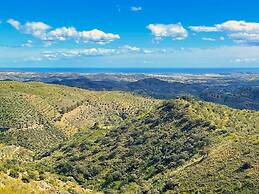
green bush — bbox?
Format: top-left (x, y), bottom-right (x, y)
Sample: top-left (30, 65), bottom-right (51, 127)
top-left (9, 169), bottom-right (19, 178)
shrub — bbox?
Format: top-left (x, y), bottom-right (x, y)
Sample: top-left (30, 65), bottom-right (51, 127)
top-left (21, 175), bottom-right (30, 183)
top-left (9, 169), bottom-right (19, 178)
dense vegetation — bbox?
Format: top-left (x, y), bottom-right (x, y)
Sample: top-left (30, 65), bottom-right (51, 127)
top-left (0, 81), bottom-right (156, 151)
top-left (0, 81), bottom-right (258, 193)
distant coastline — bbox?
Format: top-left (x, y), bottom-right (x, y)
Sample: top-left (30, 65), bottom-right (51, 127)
top-left (0, 67), bottom-right (258, 74)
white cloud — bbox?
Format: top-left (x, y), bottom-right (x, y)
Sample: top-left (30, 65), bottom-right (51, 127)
top-left (228, 32), bottom-right (259, 45)
top-left (38, 48), bottom-right (118, 61)
top-left (7, 19), bottom-right (21, 30)
top-left (7, 19), bottom-right (51, 40)
top-left (7, 19), bottom-right (120, 45)
top-left (78, 29), bottom-right (120, 44)
top-left (131, 6), bottom-right (142, 12)
top-left (21, 40), bottom-right (33, 47)
top-left (189, 26), bottom-right (219, 32)
top-left (190, 20), bottom-right (259, 45)
top-left (121, 45), bottom-right (154, 54)
top-left (46, 27), bottom-right (120, 44)
top-left (47, 27), bottom-right (78, 41)
top-left (147, 23), bottom-right (188, 41)
top-left (49, 49), bottom-right (109, 58)
top-left (23, 22), bottom-right (51, 40)
top-left (80, 48), bottom-right (117, 56)
top-left (122, 45), bottom-right (141, 52)
top-left (201, 37), bottom-right (216, 41)
top-left (189, 20), bottom-right (259, 33)
top-left (34, 46), bottom-right (158, 61)
top-left (233, 57), bottom-right (257, 63)
top-left (216, 20), bottom-right (259, 32)
top-left (2, 45), bottom-right (259, 67)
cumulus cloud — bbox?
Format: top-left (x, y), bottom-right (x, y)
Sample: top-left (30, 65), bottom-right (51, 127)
top-left (216, 20), bottom-right (259, 32)
top-left (7, 19), bottom-right (51, 40)
top-left (190, 20), bottom-right (259, 45)
top-left (47, 27), bottom-right (78, 41)
top-left (131, 6), bottom-right (142, 12)
top-left (7, 19), bottom-right (21, 29)
top-left (147, 23), bottom-right (188, 41)
top-left (46, 27), bottom-right (120, 44)
top-left (78, 29), bottom-right (120, 44)
top-left (7, 19), bottom-right (120, 45)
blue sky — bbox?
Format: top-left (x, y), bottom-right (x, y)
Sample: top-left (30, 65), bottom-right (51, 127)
top-left (1, 0), bottom-right (259, 68)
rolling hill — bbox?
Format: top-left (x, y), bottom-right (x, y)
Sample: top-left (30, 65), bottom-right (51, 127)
top-left (0, 81), bottom-right (258, 193)
top-left (0, 81), bottom-right (157, 151)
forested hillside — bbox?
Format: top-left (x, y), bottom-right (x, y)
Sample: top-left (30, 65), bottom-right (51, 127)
top-left (0, 81), bottom-right (156, 151)
top-left (0, 81), bottom-right (258, 193)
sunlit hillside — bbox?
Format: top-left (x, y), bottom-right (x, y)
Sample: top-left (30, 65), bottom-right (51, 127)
top-left (0, 81), bottom-right (258, 193)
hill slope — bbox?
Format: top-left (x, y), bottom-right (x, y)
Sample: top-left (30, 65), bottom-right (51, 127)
top-left (40, 99), bottom-right (259, 193)
top-left (0, 81), bottom-right (157, 151)
top-left (0, 81), bottom-right (258, 193)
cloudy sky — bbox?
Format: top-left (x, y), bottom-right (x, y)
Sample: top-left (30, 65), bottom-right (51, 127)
top-left (0, 0), bottom-right (259, 68)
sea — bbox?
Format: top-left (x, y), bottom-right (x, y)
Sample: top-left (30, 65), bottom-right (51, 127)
top-left (0, 67), bottom-right (258, 74)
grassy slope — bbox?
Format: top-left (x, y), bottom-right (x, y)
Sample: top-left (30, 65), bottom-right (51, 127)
top-left (0, 90), bottom-right (66, 151)
top-left (0, 81), bottom-right (158, 193)
top-left (0, 172), bottom-right (97, 194)
top-left (0, 143), bottom-right (98, 194)
top-left (0, 81), bottom-right (258, 193)
top-left (149, 100), bottom-right (259, 193)
top-left (0, 81), bottom-right (157, 151)
top-left (41, 99), bottom-right (259, 193)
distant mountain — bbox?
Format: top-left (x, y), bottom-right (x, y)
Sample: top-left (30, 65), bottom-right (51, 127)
top-left (0, 81), bottom-right (258, 193)
top-left (51, 76), bottom-right (127, 91)
top-left (1, 72), bottom-right (258, 110)
top-left (48, 77), bottom-right (259, 110)
top-left (126, 78), bottom-right (198, 98)
top-left (128, 77), bottom-right (171, 87)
